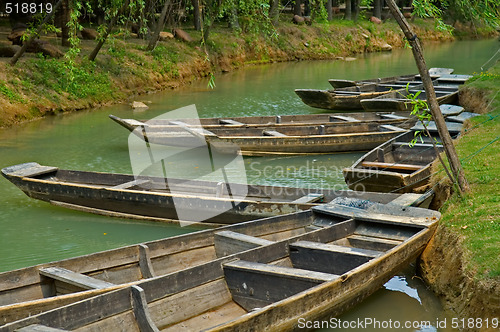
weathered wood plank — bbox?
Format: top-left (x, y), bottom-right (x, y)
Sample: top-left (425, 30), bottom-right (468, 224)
top-left (138, 244), bottom-right (155, 279)
top-left (219, 119), bottom-right (244, 126)
top-left (39, 267), bottom-right (115, 290)
top-left (214, 231), bottom-right (274, 257)
top-left (130, 286), bottom-right (159, 332)
top-left (223, 260), bottom-right (337, 311)
top-left (347, 235), bottom-right (401, 251)
top-left (160, 301), bottom-right (245, 332)
top-left (289, 241), bottom-right (382, 275)
top-left (361, 161), bottom-right (422, 171)
top-left (16, 324), bottom-right (68, 332)
top-left (111, 179), bottom-right (150, 190)
top-left (262, 130), bottom-right (287, 137)
top-left (290, 193), bottom-right (324, 204)
top-left (330, 115), bottom-right (361, 122)
top-left (152, 279), bottom-right (234, 330)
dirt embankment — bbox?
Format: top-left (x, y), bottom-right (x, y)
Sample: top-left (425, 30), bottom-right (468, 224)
top-left (419, 86), bottom-right (500, 329)
top-left (0, 18), bottom-right (464, 128)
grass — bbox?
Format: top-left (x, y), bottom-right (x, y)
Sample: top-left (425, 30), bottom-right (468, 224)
top-left (434, 64), bottom-right (500, 279)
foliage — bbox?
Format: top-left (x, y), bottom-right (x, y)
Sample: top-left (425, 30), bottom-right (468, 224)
top-left (412, 0), bottom-right (453, 33)
top-left (0, 82), bottom-right (24, 103)
top-left (24, 57), bottom-right (113, 99)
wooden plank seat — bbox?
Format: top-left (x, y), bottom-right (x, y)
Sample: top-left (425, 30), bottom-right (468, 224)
top-left (13, 166), bottom-right (59, 178)
top-left (379, 124), bottom-right (404, 132)
top-left (111, 179), bottom-right (150, 190)
top-left (223, 260), bottom-right (337, 311)
top-left (39, 267), bottom-right (116, 290)
top-left (263, 130), bottom-right (287, 137)
top-left (16, 324), bottom-right (68, 332)
top-left (392, 142), bottom-right (435, 148)
top-left (378, 114), bottom-right (408, 120)
top-left (214, 231), bottom-right (274, 257)
top-left (219, 119), bottom-right (245, 126)
top-left (346, 235), bottom-right (401, 251)
top-left (361, 161), bottom-right (423, 172)
top-left (291, 193), bottom-right (325, 204)
top-left (329, 115), bottom-right (361, 122)
top-left (289, 241), bottom-right (383, 275)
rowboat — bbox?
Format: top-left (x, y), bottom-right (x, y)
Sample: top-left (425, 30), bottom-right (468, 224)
top-left (360, 76), bottom-right (471, 112)
top-left (294, 82), bottom-right (422, 110)
top-left (1, 162), bottom-right (423, 226)
top-left (113, 119), bottom-right (408, 156)
top-left (0, 200), bottom-right (440, 331)
top-left (328, 68), bottom-right (454, 88)
top-left (343, 131), bottom-right (444, 193)
top-left (0, 195), bottom-right (420, 325)
top-left (109, 111), bottom-right (417, 130)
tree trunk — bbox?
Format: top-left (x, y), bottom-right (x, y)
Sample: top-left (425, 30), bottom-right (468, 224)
top-left (374, 0), bottom-right (382, 19)
top-left (10, 0), bottom-right (63, 66)
top-left (146, 0), bottom-right (171, 51)
top-left (228, 7), bottom-right (240, 29)
top-left (294, 0), bottom-right (302, 16)
top-left (61, 0), bottom-right (71, 46)
top-left (192, 0), bottom-right (202, 30)
top-left (385, 0), bottom-right (469, 193)
top-left (353, 0), bottom-right (362, 21)
top-left (345, 0), bottom-right (352, 20)
top-left (89, 0), bottom-right (130, 61)
top-left (304, 0), bottom-right (311, 17)
top-left (327, 0), bottom-right (333, 20)
top-left (269, 0), bottom-right (280, 25)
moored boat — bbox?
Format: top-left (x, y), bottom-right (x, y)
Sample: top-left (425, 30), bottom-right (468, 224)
top-left (1, 162), bottom-right (421, 226)
top-left (109, 111), bottom-right (416, 130)
top-left (294, 82), bottom-right (420, 110)
top-left (115, 120), bottom-right (408, 156)
top-left (328, 68), bottom-right (454, 88)
top-left (360, 76), bottom-right (471, 112)
top-left (0, 200), bottom-right (440, 331)
top-left (343, 131), bottom-right (444, 193)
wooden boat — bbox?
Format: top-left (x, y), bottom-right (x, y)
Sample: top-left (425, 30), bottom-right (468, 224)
top-left (115, 119), bottom-right (408, 156)
top-left (1, 162), bottom-right (421, 226)
top-left (294, 82), bottom-right (422, 110)
top-left (0, 200), bottom-right (440, 331)
top-left (360, 77), bottom-right (471, 112)
top-left (109, 111), bottom-right (417, 130)
top-left (0, 195), bottom-right (421, 325)
top-left (343, 131), bottom-right (444, 193)
top-left (328, 67), bottom-right (454, 88)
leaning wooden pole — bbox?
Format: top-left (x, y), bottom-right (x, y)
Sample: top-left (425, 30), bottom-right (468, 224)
top-left (385, 0), bottom-right (469, 193)
top-left (9, 0), bottom-right (63, 66)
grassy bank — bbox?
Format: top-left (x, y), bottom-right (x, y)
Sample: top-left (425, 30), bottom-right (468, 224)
top-left (420, 64), bottom-right (500, 321)
top-left (0, 16), bottom-right (479, 128)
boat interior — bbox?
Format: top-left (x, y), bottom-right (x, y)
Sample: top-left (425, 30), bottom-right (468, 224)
top-left (2, 205), bottom-right (428, 332)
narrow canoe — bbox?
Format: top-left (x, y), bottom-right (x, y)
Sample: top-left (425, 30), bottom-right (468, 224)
top-left (343, 131), bottom-right (444, 193)
top-left (0, 200), bottom-right (440, 332)
top-left (2, 162), bottom-right (420, 225)
top-left (109, 111), bottom-right (416, 130)
top-left (360, 77), bottom-right (471, 112)
top-left (294, 82), bottom-right (422, 110)
top-left (328, 68), bottom-right (454, 88)
top-left (116, 121), bottom-right (408, 156)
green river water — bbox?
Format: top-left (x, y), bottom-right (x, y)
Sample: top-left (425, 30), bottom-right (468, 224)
top-left (0, 38), bottom-right (498, 330)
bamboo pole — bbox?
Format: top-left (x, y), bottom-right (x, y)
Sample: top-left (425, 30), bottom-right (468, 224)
top-left (385, 0), bottom-right (469, 193)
